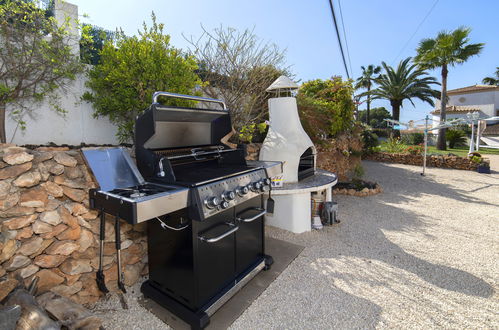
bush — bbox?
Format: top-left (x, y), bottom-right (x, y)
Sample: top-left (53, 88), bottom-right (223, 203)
top-left (83, 13), bottom-right (202, 143)
top-left (298, 77), bottom-right (356, 140)
top-left (401, 132), bottom-right (424, 145)
top-left (380, 137), bottom-right (405, 153)
top-left (405, 145), bottom-right (423, 155)
top-left (361, 127), bottom-right (379, 153)
top-left (446, 129), bottom-right (467, 148)
top-left (352, 163), bottom-right (365, 179)
top-left (372, 128), bottom-right (392, 138)
top-left (238, 122), bottom-right (268, 143)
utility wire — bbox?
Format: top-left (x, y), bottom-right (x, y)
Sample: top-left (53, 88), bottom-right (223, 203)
top-left (328, 0), bottom-right (350, 79)
top-left (337, 0), bottom-right (353, 78)
top-left (391, 0), bottom-right (439, 65)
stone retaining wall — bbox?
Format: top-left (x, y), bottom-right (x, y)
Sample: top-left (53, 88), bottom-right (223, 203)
top-left (244, 143), bottom-right (362, 181)
top-left (0, 145), bottom-right (147, 305)
top-left (364, 152), bottom-right (479, 171)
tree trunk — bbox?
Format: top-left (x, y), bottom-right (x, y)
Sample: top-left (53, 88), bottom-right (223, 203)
top-left (366, 82), bottom-right (371, 124)
top-left (391, 100), bottom-right (401, 138)
top-left (437, 64), bottom-right (448, 150)
top-left (0, 103), bottom-right (6, 144)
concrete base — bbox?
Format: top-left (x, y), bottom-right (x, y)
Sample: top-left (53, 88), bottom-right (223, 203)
top-left (265, 192), bottom-right (311, 233)
top-left (264, 170), bottom-right (338, 234)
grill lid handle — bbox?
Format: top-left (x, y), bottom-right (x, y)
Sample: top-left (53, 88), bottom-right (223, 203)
top-left (152, 91), bottom-right (227, 110)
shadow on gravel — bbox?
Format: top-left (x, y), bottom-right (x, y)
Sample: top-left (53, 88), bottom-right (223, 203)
top-left (361, 162), bottom-right (494, 298)
top-left (314, 162), bottom-right (495, 305)
top-left (362, 161), bottom-right (496, 207)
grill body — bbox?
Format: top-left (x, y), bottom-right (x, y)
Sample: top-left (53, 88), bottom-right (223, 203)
top-left (133, 93), bottom-right (280, 329)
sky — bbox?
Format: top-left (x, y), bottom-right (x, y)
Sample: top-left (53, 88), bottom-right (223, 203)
top-left (70, 0), bottom-right (499, 123)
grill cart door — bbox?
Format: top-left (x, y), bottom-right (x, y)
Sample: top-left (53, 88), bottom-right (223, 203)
top-left (194, 208), bottom-right (237, 308)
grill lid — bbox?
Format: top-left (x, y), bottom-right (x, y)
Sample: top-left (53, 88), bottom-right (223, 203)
top-left (82, 148), bottom-right (145, 191)
top-left (135, 92), bottom-right (232, 150)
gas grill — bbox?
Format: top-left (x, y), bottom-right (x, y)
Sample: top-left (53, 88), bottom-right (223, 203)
top-left (84, 92), bottom-right (282, 329)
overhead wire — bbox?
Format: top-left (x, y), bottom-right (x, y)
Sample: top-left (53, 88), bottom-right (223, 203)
top-left (327, 0), bottom-right (350, 79)
top-left (391, 0), bottom-right (439, 65)
top-left (337, 0), bottom-right (353, 78)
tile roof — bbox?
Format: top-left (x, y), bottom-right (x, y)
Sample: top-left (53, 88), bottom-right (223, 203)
top-left (447, 84), bottom-right (499, 95)
top-left (431, 105), bottom-right (480, 115)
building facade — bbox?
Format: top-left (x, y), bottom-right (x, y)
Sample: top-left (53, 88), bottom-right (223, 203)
top-left (431, 85), bottom-right (499, 128)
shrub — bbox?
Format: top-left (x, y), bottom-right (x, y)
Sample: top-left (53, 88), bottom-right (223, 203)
top-left (405, 145), bottom-right (423, 155)
top-left (83, 13), bottom-right (202, 143)
top-left (361, 127), bottom-right (379, 153)
top-left (470, 155), bottom-right (482, 164)
top-left (298, 77), bottom-right (356, 139)
top-left (446, 129), bottom-right (467, 148)
top-left (238, 122), bottom-right (268, 143)
top-left (401, 132), bottom-right (424, 145)
top-left (372, 128), bottom-right (392, 138)
top-left (380, 137), bottom-right (405, 153)
top-left (352, 164), bottom-right (365, 179)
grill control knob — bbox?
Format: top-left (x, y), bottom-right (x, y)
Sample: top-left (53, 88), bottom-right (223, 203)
top-left (204, 197), bottom-right (220, 209)
top-left (251, 182), bottom-right (262, 191)
top-left (236, 186), bottom-right (249, 196)
top-left (221, 191), bottom-right (236, 201)
top-left (220, 201), bottom-right (230, 209)
top-left (260, 181), bottom-right (270, 192)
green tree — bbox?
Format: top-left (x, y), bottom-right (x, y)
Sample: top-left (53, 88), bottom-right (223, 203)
top-left (83, 13), bottom-right (202, 143)
top-left (414, 27), bottom-right (484, 150)
top-left (482, 67), bottom-right (499, 86)
top-left (355, 64), bottom-right (381, 124)
top-left (80, 24), bottom-right (115, 65)
top-left (298, 77), bottom-right (356, 141)
top-left (368, 58), bottom-right (440, 137)
top-left (0, 0), bottom-right (86, 143)
top-left (358, 107), bottom-right (392, 128)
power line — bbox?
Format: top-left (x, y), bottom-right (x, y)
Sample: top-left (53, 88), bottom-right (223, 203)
top-left (337, 0), bottom-right (353, 78)
top-left (391, 0), bottom-right (439, 65)
top-left (327, 0), bottom-right (350, 79)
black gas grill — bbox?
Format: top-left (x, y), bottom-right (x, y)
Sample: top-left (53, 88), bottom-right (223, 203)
top-left (85, 92), bottom-right (282, 329)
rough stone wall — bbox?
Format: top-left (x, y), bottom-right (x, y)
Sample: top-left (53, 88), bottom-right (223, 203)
top-left (244, 141), bottom-right (362, 181)
top-left (364, 152), bottom-right (480, 171)
top-left (0, 145), bottom-right (147, 305)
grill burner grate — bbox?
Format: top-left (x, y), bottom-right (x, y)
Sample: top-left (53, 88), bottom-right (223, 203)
top-left (108, 184), bottom-right (170, 198)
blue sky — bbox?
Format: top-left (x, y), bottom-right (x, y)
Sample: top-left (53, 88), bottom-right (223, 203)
top-left (71, 0), bottom-right (498, 123)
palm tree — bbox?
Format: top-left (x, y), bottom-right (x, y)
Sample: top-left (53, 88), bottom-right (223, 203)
top-left (482, 67), bottom-right (499, 85)
top-left (414, 27), bottom-right (484, 150)
top-left (355, 64), bottom-right (381, 124)
top-left (368, 58), bottom-right (440, 136)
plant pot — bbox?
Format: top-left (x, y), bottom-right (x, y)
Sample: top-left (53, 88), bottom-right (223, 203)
top-left (477, 165), bottom-right (491, 174)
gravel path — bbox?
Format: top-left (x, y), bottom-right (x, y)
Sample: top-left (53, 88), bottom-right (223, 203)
top-left (231, 160), bottom-right (498, 329)
top-left (93, 160), bottom-right (499, 329)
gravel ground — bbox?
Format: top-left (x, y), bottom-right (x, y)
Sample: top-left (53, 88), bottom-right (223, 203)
top-left (93, 159), bottom-right (499, 329)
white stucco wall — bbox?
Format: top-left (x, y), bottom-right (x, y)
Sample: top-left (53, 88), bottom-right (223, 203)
top-left (432, 90), bottom-right (499, 129)
top-left (4, 1), bottom-right (120, 146)
top-left (5, 73), bottom-right (120, 145)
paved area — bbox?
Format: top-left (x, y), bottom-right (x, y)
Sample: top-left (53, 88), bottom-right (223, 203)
top-left (231, 160), bottom-right (498, 329)
top-left (94, 159), bottom-right (498, 329)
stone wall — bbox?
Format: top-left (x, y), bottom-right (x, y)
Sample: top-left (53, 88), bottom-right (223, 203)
top-left (244, 141), bottom-right (362, 181)
top-left (0, 145), bottom-right (147, 305)
top-left (364, 152), bottom-right (479, 171)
